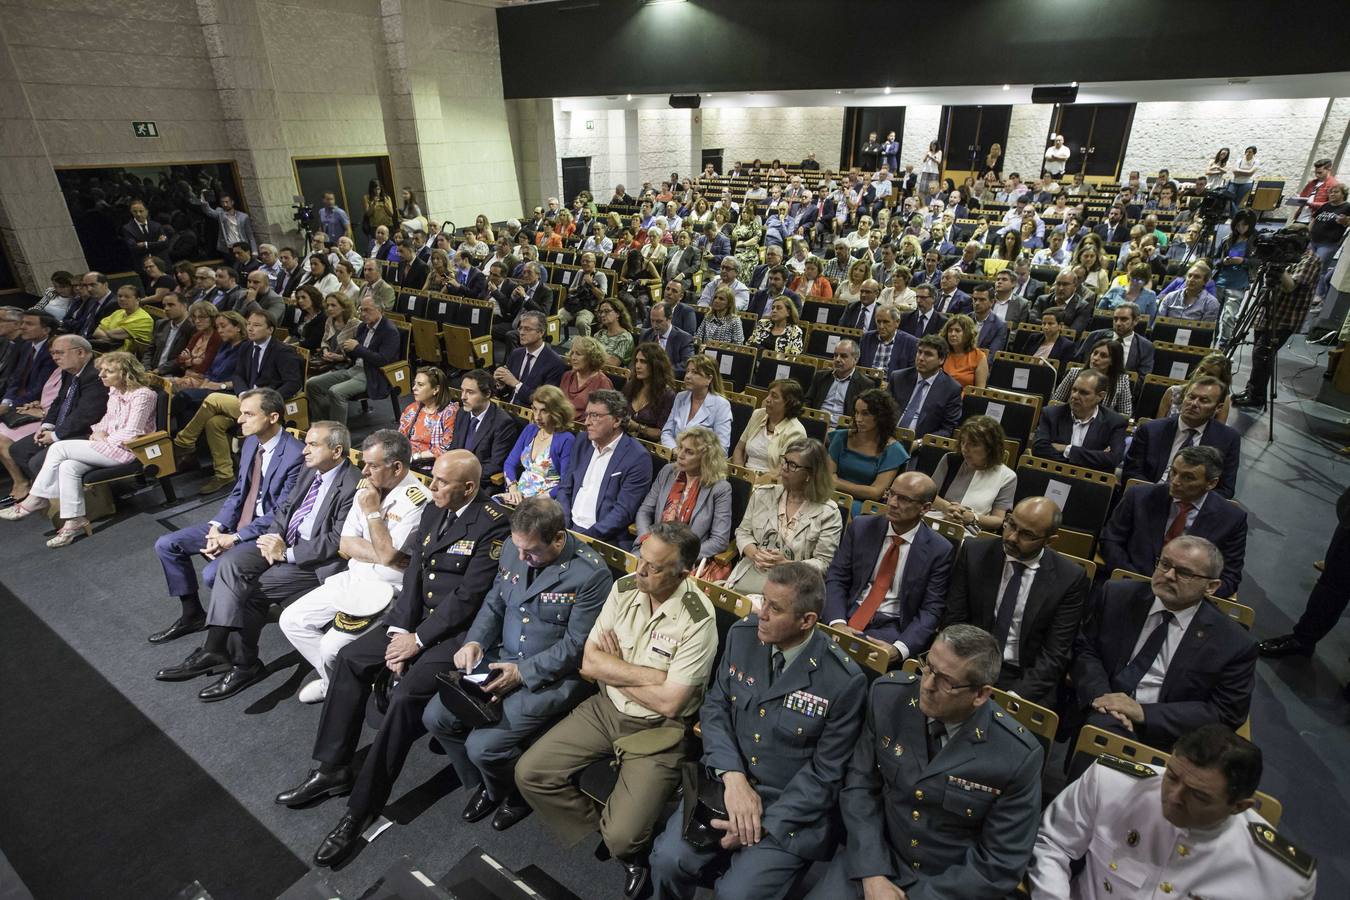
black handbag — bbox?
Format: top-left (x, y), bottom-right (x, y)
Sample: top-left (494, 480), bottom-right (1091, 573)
top-left (434, 669), bottom-right (503, 728)
top-left (682, 771), bottom-right (727, 852)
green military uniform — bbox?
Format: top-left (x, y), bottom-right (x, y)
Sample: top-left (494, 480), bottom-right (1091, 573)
top-left (515, 573), bottom-right (718, 861)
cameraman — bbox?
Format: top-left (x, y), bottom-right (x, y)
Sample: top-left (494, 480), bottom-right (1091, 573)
top-left (1233, 224), bottom-right (1323, 411)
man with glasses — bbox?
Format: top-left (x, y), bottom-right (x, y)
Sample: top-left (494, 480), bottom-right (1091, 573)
top-left (805, 624), bottom-right (1043, 900)
top-left (1070, 535), bottom-right (1257, 754)
top-left (558, 390), bottom-right (651, 547)
top-left (839, 279), bottom-right (881, 332)
top-left (824, 471), bottom-right (953, 665)
top-left (698, 257), bottom-right (750, 312)
top-left (495, 310), bottom-right (565, 405)
top-left (941, 497), bottom-right (1089, 706)
top-left (517, 523), bottom-right (717, 899)
top-left (422, 497), bottom-right (611, 832)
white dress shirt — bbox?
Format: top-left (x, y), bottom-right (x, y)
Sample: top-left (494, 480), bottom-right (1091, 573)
top-left (1163, 419), bottom-right (1209, 477)
top-left (571, 434), bottom-right (621, 529)
top-left (1132, 599), bottom-right (1200, 704)
top-left (830, 521), bottom-right (921, 657)
top-left (998, 550), bottom-right (1043, 663)
top-left (1067, 410), bottom-right (1098, 457)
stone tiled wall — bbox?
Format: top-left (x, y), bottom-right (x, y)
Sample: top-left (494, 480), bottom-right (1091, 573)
top-left (1003, 104), bottom-right (1055, 182)
top-left (553, 106), bottom-right (614, 199)
top-left (700, 106), bottom-right (844, 171)
top-left (638, 108), bottom-right (692, 186)
top-left (1309, 97), bottom-right (1350, 179)
top-left (899, 104), bottom-right (942, 174)
top-left (0, 0), bottom-right (520, 291)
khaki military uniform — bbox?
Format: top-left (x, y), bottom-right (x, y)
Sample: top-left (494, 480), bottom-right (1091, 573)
top-left (515, 574), bottom-right (717, 860)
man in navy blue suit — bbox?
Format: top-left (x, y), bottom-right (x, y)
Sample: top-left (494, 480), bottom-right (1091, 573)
top-left (1080, 303), bottom-right (1155, 376)
top-left (148, 388), bottom-right (306, 651)
top-left (838, 280), bottom-right (881, 332)
top-left (1102, 447), bottom-right (1247, 597)
top-left (969, 285), bottom-right (1009, 353)
top-left (746, 266), bottom-right (802, 318)
top-left (932, 268), bottom-right (974, 316)
top-left (857, 305), bottom-right (918, 377)
top-left (824, 471), bottom-right (953, 665)
top-left (447, 249), bottom-right (488, 299)
top-left (494, 311), bottom-right (565, 405)
top-left (899, 284), bottom-right (948, 339)
top-left (450, 369), bottom-right (520, 490)
top-left (1070, 535), bottom-right (1257, 752)
top-left (557, 389), bottom-right (651, 546)
top-left (887, 336), bottom-right (964, 438)
top-left (304, 297), bottom-right (401, 427)
top-left (1122, 376), bottom-right (1239, 499)
top-left (639, 302), bottom-right (694, 377)
top-left (1032, 370), bottom-right (1127, 472)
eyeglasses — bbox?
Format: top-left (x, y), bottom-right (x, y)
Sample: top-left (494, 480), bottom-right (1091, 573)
top-left (881, 490), bottom-right (928, 505)
top-left (778, 458), bottom-right (806, 473)
top-left (914, 652), bottom-right (978, 694)
top-left (1154, 558), bottom-right (1211, 581)
top-left (1001, 514), bottom-right (1053, 541)
top-left (583, 411), bottom-right (614, 421)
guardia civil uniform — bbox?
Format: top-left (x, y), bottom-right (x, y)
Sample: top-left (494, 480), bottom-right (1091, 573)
top-left (515, 573), bottom-right (718, 861)
top-left (648, 616), bottom-right (868, 900)
top-left (806, 671), bottom-right (1044, 899)
top-left (422, 533), bottom-right (613, 804)
top-left (279, 473), bottom-right (429, 689)
top-left (1028, 755), bottom-right (1317, 899)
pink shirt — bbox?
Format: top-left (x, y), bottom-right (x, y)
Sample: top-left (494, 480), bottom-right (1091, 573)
top-left (89, 386), bottom-right (157, 463)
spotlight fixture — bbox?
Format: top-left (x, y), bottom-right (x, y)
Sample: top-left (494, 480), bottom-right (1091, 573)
top-left (626, 93), bottom-right (633, 101)
top-left (1002, 84), bottom-right (1011, 91)
top-left (883, 86), bottom-right (892, 95)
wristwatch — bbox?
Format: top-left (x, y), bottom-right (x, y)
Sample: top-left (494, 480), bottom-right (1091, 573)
top-left (365, 511), bottom-right (382, 521)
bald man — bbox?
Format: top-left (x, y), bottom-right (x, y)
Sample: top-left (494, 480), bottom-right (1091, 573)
top-left (940, 497), bottom-right (1089, 705)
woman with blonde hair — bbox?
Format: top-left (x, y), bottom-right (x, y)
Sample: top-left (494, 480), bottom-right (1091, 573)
top-left (560, 335), bottom-right (614, 421)
top-left (661, 354), bottom-right (732, 452)
top-left (1, 352), bottom-right (157, 547)
top-left (835, 257), bottom-right (872, 305)
top-left (315, 293), bottom-right (359, 373)
top-left (942, 313), bottom-right (989, 388)
top-left (693, 286), bottom-right (745, 345)
top-left (422, 248), bottom-right (454, 293)
top-left (929, 415), bottom-right (1018, 531)
top-left (635, 425), bottom-right (733, 569)
top-left (501, 384), bottom-right (576, 504)
top-left (723, 437), bottom-right (843, 599)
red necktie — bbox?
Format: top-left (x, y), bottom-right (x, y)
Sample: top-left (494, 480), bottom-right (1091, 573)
top-left (849, 535), bottom-right (905, 631)
top-left (1165, 501), bottom-right (1193, 544)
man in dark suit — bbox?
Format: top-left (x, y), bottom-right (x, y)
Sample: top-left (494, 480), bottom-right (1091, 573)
top-left (1033, 369), bottom-right (1127, 473)
top-left (639, 302), bottom-right (694, 377)
top-left (491, 262), bottom-right (554, 355)
top-left (858, 305), bottom-right (919, 377)
top-left (661, 280), bottom-right (698, 335)
top-left (173, 310), bottom-right (304, 493)
top-left (304, 296), bottom-right (401, 427)
top-left (1093, 204), bottom-right (1131, 244)
top-left (933, 268), bottom-right (974, 316)
top-left (1081, 303), bottom-right (1155, 376)
top-left (990, 271), bottom-right (1033, 328)
top-left (144, 293), bottom-right (195, 375)
top-left (900, 284), bottom-right (948, 339)
top-left (1122, 377), bottom-right (1239, 499)
top-left (450, 369), bottom-right (520, 490)
top-left (1071, 535), bottom-right (1257, 752)
top-left (4, 333), bottom-right (109, 488)
top-left (121, 200), bottom-right (169, 267)
top-left (274, 247), bottom-right (306, 299)
top-left (663, 235), bottom-right (703, 290)
top-left (969, 284), bottom-right (1009, 353)
top-left (160, 421), bottom-right (361, 700)
top-left (148, 389), bottom-right (306, 647)
top-left (65, 272), bottom-right (120, 339)
top-left (1033, 270), bottom-right (1094, 334)
top-left (807, 339), bottom-right (876, 425)
top-left (209, 266), bottom-right (249, 316)
top-left (748, 246), bottom-right (785, 293)
top-left (0, 311), bottom-right (57, 420)
top-left (649, 564), bottom-right (868, 900)
top-left (941, 497), bottom-right (1089, 706)
top-left (888, 336), bottom-right (964, 439)
top-left (494, 311), bottom-right (565, 405)
top-left (447, 249), bottom-right (488, 299)
top-left (1102, 447), bottom-right (1247, 597)
top-left (838, 279), bottom-right (881, 332)
top-left (1010, 257), bottom-right (1045, 304)
top-left (824, 471), bottom-right (953, 664)
top-left (557, 390), bottom-right (652, 546)
top-left (274, 451), bottom-right (512, 868)
top-left (746, 266), bottom-right (802, 318)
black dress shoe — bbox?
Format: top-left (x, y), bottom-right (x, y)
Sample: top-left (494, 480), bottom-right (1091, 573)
top-left (147, 615), bottom-right (206, 644)
top-left (1231, 391), bottom-right (1266, 410)
top-left (155, 647), bottom-right (230, 681)
top-left (276, 767), bottom-right (353, 807)
top-left (198, 662), bottom-right (265, 701)
top-left (314, 811), bottom-right (372, 868)
top-left (0, 495), bottom-right (18, 510)
top-left (620, 860), bottom-right (648, 899)
top-left (1258, 634), bottom-right (1313, 658)
top-left (461, 785), bottom-right (500, 823)
top-left (490, 799), bottom-right (532, 831)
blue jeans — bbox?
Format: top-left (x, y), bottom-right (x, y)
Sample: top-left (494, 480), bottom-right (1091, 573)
top-left (1312, 240), bottom-right (1340, 299)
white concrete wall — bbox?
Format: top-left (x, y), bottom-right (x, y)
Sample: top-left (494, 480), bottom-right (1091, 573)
top-left (899, 104), bottom-right (942, 174)
top-left (1309, 97), bottom-right (1350, 179)
top-left (700, 106), bottom-right (844, 171)
top-left (638, 108), bottom-right (692, 185)
top-left (1003, 104), bottom-right (1055, 181)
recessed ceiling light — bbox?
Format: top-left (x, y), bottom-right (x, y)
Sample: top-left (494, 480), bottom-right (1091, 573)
top-left (1002, 83), bottom-right (1011, 91)
top-left (626, 94), bottom-right (633, 101)
top-left (1071, 81), bottom-right (1078, 88)
top-left (834, 90), bottom-right (842, 95)
top-left (883, 86), bottom-right (892, 95)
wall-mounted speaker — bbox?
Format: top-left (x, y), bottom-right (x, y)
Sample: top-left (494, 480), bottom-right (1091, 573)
top-left (1031, 84), bottom-right (1078, 104)
top-left (669, 94), bottom-right (701, 109)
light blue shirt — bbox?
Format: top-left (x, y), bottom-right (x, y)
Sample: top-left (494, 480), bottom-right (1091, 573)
top-left (284, 464), bottom-right (344, 562)
top-left (661, 390), bottom-right (733, 453)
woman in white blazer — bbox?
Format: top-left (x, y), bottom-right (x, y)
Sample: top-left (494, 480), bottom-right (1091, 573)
top-left (723, 437), bottom-right (843, 598)
top-left (660, 354), bottom-right (733, 452)
top-left (635, 426), bottom-right (733, 562)
top-left (927, 415), bottom-right (1018, 532)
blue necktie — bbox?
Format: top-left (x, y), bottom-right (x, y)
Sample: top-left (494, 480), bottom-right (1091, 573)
top-left (900, 380), bottom-right (929, 430)
top-left (286, 472), bottom-right (324, 545)
top-left (1111, 611), bottom-right (1176, 695)
top-left (55, 374), bottom-right (79, 428)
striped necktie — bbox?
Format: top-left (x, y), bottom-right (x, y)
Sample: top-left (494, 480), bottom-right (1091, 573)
top-left (286, 472), bottom-right (324, 545)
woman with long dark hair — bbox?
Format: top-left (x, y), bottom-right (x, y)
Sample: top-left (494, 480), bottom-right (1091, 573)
top-left (1051, 337), bottom-right (1132, 416)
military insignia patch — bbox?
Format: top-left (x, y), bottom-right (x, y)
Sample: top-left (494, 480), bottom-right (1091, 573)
top-left (1249, 823), bottom-right (1316, 878)
top-left (406, 485), bottom-right (427, 507)
top-left (682, 590), bottom-right (709, 623)
top-left (1096, 755), bottom-right (1159, 780)
top-left (332, 612), bottom-right (379, 635)
top-left (490, 540), bottom-right (503, 560)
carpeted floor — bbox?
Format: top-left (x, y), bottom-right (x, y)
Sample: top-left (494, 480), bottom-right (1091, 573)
top-left (1, 350), bottom-right (1347, 899)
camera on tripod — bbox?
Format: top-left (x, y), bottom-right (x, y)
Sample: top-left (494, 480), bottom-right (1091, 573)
top-left (1196, 189), bottom-right (1230, 222)
top-left (1250, 227), bottom-right (1308, 267)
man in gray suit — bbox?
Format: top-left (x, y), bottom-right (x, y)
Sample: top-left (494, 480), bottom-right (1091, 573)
top-left (648, 563), bottom-right (868, 900)
top-left (191, 421), bottom-right (361, 702)
top-left (422, 496), bottom-right (613, 830)
top-left (243, 269), bottom-right (287, 326)
top-left (806, 625), bottom-right (1043, 899)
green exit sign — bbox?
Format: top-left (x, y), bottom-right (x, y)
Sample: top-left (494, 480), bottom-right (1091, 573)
top-left (132, 121), bottom-right (159, 138)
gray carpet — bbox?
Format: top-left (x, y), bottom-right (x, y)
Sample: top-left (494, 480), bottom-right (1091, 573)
top-left (1, 352), bottom-right (1347, 899)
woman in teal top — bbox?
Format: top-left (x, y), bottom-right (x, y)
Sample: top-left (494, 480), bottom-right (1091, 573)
top-left (827, 388), bottom-right (909, 516)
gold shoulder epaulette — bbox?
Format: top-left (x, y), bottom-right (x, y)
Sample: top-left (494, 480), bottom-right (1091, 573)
top-left (617, 574), bottom-right (638, 592)
top-left (405, 485), bottom-right (427, 507)
top-left (1095, 754), bottom-right (1158, 779)
top-left (1249, 822), bottom-right (1316, 879)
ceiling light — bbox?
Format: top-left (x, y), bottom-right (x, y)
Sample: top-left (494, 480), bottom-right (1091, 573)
top-left (1071, 81), bottom-right (1078, 88)
top-left (626, 94), bottom-right (633, 101)
top-left (883, 86), bottom-right (892, 95)
top-left (1002, 83), bottom-right (1011, 91)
